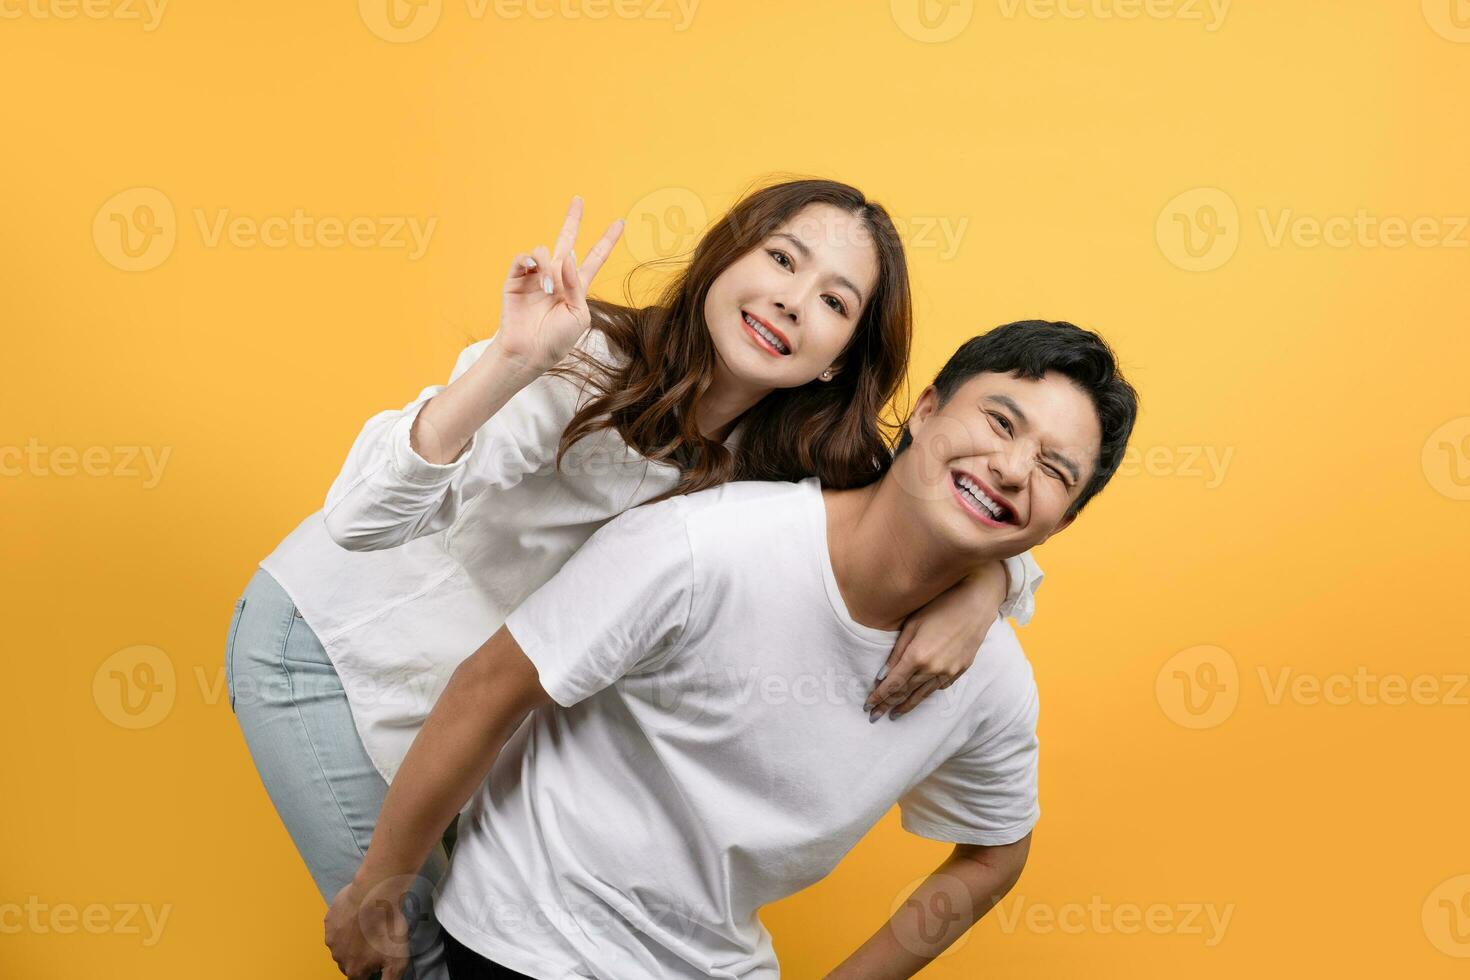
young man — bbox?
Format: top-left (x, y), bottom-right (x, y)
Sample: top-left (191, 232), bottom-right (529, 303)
top-left (325, 320), bottom-right (1139, 980)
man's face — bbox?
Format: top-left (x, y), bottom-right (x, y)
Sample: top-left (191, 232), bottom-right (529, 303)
top-left (896, 370), bottom-right (1103, 558)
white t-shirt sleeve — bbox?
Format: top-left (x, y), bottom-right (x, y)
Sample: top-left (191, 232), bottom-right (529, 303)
top-left (897, 673), bottom-right (1040, 846)
top-left (320, 329), bottom-right (603, 551)
top-left (999, 550), bottom-right (1045, 627)
top-left (503, 496), bottom-right (695, 707)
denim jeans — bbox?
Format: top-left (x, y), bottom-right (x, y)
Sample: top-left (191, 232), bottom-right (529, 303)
top-left (226, 566), bottom-right (450, 980)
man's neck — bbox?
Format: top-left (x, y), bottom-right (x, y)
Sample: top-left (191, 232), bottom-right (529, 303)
top-left (822, 480), bottom-right (981, 632)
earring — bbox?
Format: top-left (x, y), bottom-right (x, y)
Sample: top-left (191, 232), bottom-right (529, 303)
top-left (820, 368), bottom-right (834, 381)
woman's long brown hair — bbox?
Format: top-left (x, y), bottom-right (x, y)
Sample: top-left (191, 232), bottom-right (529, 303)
top-left (547, 177), bottom-right (913, 502)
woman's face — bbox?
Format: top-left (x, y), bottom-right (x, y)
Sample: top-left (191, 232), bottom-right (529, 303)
top-left (702, 203), bottom-right (881, 391)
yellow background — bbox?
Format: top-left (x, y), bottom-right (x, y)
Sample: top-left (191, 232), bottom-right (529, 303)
top-left (3, 0), bottom-right (1468, 975)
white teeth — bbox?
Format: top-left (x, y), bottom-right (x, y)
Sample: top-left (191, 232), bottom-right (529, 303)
top-left (956, 474), bottom-right (1006, 521)
top-left (743, 312), bottom-right (789, 354)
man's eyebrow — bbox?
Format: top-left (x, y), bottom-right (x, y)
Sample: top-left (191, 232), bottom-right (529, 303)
top-left (985, 393), bottom-right (1082, 483)
top-left (1042, 447), bottom-right (1082, 484)
top-left (987, 394), bottom-right (1029, 427)
top-left (771, 232), bottom-right (865, 307)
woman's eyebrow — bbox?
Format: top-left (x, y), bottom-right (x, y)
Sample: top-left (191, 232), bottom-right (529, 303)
top-left (771, 232), bottom-right (865, 306)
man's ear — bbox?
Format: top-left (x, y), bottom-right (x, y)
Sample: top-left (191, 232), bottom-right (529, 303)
top-left (906, 385), bottom-right (940, 444)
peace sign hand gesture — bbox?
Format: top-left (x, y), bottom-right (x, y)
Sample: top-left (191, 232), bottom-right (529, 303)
top-left (495, 196), bottom-right (625, 376)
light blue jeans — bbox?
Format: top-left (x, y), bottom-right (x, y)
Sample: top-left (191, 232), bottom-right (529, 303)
top-left (226, 566), bottom-right (450, 980)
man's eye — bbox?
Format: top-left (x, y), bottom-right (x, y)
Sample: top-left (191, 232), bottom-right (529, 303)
top-left (823, 295), bottom-right (847, 316)
top-left (769, 250), bottom-right (792, 269)
top-left (989, 411), bottom-right (1013, 434)
top-left (1043, 464), bottom-right (1064, 482)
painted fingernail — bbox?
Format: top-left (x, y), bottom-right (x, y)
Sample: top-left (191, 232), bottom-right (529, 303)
top-left (542, 276), bottom-right (553, 294)
top-left (869, 710), bottom-right (881, 724)
top-left (889, 711), bottom-right (902, 721)
top-left (525, 257), bottom-right (538, 270)
top-left (862, 701), bottom-right (873, 712)
top-left (875, 665), bottom-right (889, 682)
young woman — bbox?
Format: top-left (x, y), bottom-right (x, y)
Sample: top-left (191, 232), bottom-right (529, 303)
top-left (225, 178), bottom-right (1042, 979)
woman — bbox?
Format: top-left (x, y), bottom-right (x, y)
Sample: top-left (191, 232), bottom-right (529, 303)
top-left (225, 178), bottom-right (1042, 979)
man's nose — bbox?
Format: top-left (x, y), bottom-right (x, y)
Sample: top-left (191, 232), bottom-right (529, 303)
top-left (988, 443), bottom-right (1030, 494)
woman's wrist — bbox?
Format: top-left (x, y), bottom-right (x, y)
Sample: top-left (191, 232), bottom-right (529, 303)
top-left (483, 337), bottom-right (549, 386)
top-left (410, 341), bottom-right (543, 464)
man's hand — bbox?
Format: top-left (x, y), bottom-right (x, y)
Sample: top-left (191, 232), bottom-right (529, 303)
top-left (318, 624), bottom-right (553, 977)
top-left (323, 878), bottom-right (410, 980)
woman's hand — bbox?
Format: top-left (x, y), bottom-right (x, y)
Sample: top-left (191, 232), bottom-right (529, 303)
top-left (864, 560), bottom-right (1010, 721)
top-left (494, 195), bottom-right (625, 376)
top-left (323, 878), bottom-right (410, 980)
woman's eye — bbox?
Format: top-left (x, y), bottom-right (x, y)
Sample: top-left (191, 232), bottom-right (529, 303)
top-left (769, 250), bottom-right (792, 269)
top-left (823, 295), bottom-right (847, 316)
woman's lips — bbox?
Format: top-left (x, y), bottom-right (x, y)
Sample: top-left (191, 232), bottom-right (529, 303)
top-left (740, 310), bottom-right (791, 356)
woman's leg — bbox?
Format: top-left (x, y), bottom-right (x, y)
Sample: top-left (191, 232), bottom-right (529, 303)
top-left (227, 566), bottom-right (450, 980)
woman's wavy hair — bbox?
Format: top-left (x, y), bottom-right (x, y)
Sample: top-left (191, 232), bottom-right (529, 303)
top-left (547, 177), bottom-right (913, 503)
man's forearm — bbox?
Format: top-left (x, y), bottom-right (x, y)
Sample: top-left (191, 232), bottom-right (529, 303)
top-left (826, 841), bottom-right (1028, 980)
top-left (353, 630), bottom-right (545, 890)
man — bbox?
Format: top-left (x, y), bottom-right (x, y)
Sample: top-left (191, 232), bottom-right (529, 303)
top-left (325, 320), bottom-right (1139, 979)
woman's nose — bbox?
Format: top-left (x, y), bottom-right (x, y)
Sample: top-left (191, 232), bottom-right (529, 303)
top-left (772, 299), bottom-right (800, 323)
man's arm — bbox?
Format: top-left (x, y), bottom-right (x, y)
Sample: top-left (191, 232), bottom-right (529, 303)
top-left (323, 626), bottom-right (553, 980)
top-left (825, 834), bottom-right (1032, 980)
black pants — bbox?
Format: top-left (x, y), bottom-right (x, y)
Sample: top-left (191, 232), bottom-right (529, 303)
top-left (442, 928), bottom-right (539, 979)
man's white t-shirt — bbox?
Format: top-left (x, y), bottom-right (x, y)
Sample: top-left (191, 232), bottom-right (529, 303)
top-left (435, 477), bottom-right (1041, 980)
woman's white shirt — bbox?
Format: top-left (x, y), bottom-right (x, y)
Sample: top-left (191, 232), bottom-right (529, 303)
top-left (259, 327), bottom-right (1042, 783)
